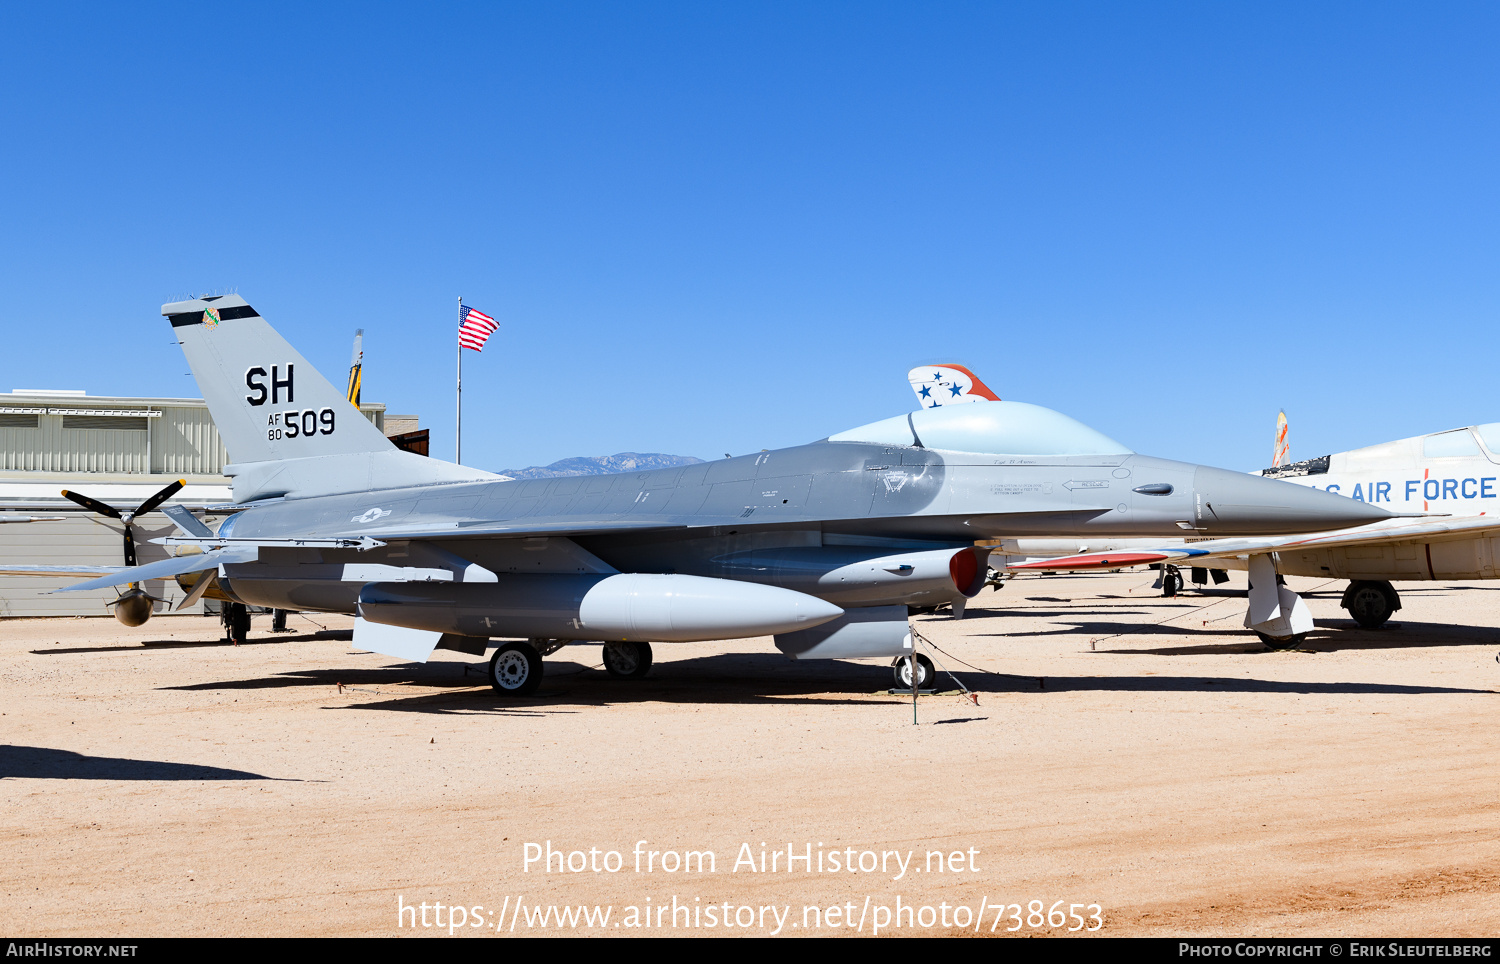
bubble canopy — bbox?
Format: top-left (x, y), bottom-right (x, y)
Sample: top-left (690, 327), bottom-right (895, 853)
top-left (828, 401), bottom-right (1134, 457)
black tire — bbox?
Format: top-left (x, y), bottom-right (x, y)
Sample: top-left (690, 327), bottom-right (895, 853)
top-left (893, 653), bottom-right (935, 690)
top-left (1162, 569), bottom-right (1183, 598)
top-left (489, 641), bottom-right (543, 696)
top-left (1255, 631), bottom-right (1306, 650)
top-left (225, 603), bottom-right (250, 645)
top-left (602, 641), bottom-right (653, 679)
top-left (1345, 581), bottom-right (1394, 629)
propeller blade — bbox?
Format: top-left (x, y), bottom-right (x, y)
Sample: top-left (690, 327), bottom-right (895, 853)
top-left (61, 490), bottom-right (122, 518)
top-left (133, 479), bottom-right (186, 517)
top-left (123, 524), bottom-right (137, 568)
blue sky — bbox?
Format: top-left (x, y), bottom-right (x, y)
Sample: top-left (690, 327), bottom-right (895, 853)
top-left (2, 3), bottom-right (1498, 472)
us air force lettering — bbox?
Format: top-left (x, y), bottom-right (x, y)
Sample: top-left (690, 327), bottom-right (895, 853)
top-left (1266, 429), bottom-right (1500, 511)
top-left (26, 295), bottom-right (1394, 697)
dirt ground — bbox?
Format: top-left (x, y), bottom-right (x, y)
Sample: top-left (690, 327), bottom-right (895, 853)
top-left (4, 571), bottom-right (1499, 937)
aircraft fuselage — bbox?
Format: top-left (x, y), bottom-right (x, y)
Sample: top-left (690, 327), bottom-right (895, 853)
top-left (213, 440), bottom-right (1387, 616)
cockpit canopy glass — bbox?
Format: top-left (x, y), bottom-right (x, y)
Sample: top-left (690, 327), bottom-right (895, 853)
top-left (829, 401), bottom-right (1133, 456)
top-left (1472, 423), bottom-right (1500, 455)
top-left (1423, 428), bottom-right (1482, 459)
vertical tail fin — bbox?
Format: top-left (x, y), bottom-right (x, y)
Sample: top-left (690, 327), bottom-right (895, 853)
top-left (907, 364), bottom-right (1000, 408)
top-left (163, 295), bottom-right (495, 501)
top-left (346, 329), bottom-right (364, 406)
top-left (164, 295), bottom-right (395, 463)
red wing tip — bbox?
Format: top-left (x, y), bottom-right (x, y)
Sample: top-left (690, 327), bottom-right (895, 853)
top-left (1010, 552), bottom-right (1170, 570)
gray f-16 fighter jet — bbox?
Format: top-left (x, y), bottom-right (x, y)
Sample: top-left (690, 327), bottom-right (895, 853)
top-left (51, 296), bottom-right (1394, 695)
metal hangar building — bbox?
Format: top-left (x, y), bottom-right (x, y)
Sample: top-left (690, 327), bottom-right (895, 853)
top-left (0, 388), bottom-right (413, 618)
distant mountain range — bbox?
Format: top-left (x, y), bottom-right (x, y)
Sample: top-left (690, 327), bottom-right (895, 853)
top-left (497, 452), bottom-right (704, 480)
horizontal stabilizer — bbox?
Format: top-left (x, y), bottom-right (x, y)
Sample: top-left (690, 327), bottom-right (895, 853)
top-left (53, 548), bottom-right (258, 593)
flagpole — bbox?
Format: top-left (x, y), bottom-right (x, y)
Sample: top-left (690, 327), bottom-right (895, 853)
top-left (456, 295), bottom-right (462, 465)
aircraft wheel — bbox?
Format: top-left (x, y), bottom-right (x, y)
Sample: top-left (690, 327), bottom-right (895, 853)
top-left (1255, 631), bottom-right (1306, 650)
top-left (1345, 581), bottom-right (1395, 629)
top-left (893, 653), bottom-right (935, 690)
top-left (602, 641), bottom-right (653, 679)
top-left (224, 603), bottom-right (250, 645)
top-left (489, 641), bottom-right (543, 696)
top-left (1162, 567), bottom-right (1183, 597)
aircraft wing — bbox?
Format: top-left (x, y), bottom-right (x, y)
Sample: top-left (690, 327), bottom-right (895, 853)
top-left (49, 548), bottom-right (259, 593)
top-left (1005, 515), bottom-right (1500, 571)
top-left (354, 520), bottom-right (691, 540)
top-left (0, 565), bottom-right (129, 578)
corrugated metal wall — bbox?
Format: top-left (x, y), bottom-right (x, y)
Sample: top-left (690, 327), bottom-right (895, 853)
top-left (155, 407), bottom-right (227, 476)
top-left (0, 515), bottom-right (226, 616)
top-left (0, 415), bottom-right (145, 473)
top-left (0, 401), bottom-right (385, 475)
top-left (0, 420), bottom-right (43, 471)
top-left (0, 395), bottom-right (389, 617)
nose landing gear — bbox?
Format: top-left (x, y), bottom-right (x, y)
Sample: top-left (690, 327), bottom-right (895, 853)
top-left (893, 653), bottom-right (935, 690)
top-left (1161, 565), bottom-right (1184, 597)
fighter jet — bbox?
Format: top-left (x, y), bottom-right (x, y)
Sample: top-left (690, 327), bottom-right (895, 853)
top-left (46, 296), bottom-right (1392, 695)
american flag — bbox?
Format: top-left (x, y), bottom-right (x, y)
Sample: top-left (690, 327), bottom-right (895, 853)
top-left (458, 304), bottom-right (498, 351)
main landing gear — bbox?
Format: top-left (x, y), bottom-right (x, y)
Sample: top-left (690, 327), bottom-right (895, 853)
top-left (488, 641), bottom-right (543, 696)
top-left (1342, 580), bottom-right (1400, 629)
top-left (1161, 565), bottom-right (1184, 598)
top-left (221, 602), bottom-right (251, 645)
top-left (602, 641), bottom-right (653, 679)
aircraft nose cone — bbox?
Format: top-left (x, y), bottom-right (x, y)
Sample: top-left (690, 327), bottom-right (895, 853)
top-left (1191, 466), bottom-right (1392, 534)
